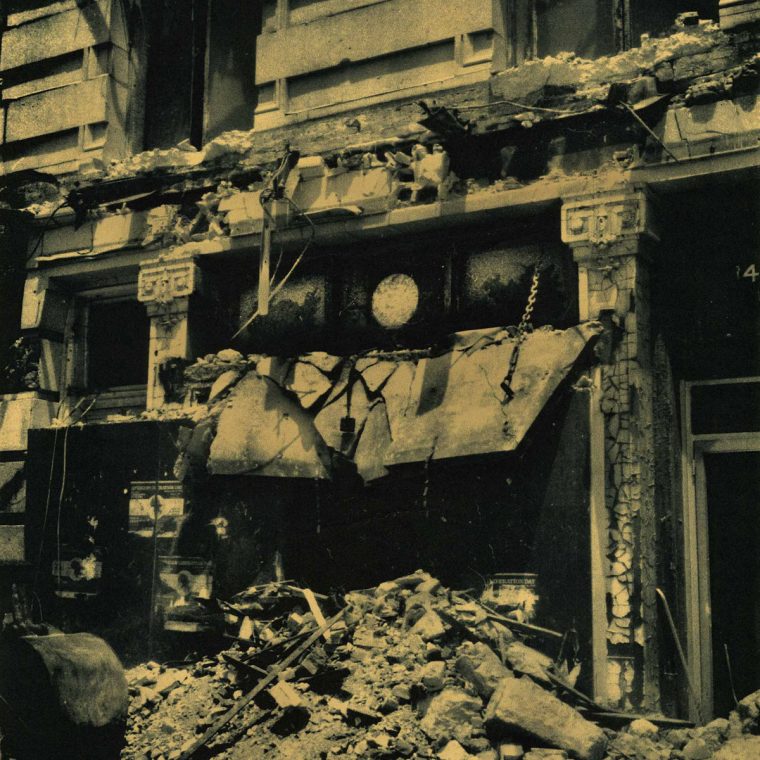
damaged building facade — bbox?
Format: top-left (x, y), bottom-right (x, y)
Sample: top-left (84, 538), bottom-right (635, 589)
top-left (0, 0), bottom-right (759, 726)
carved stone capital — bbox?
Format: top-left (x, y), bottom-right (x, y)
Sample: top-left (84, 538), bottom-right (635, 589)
top-left (138, 257), bottom-right (201, 307)
top-left (561, 190), bottom-right (658, 256)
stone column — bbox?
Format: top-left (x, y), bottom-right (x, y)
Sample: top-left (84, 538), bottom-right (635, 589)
top-left (137, 256), bottom-right (203, 409)
top-left (561, 187), bottom-right (660, 711)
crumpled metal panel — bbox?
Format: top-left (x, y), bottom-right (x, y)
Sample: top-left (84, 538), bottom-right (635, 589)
top-left (208, 373), bottom-right (332, 478)
top-left (382, 323), bottom-right (601, 465)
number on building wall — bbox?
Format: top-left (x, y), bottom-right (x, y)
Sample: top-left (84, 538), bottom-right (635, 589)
top-left (737, 264), bottom-right (760, 283)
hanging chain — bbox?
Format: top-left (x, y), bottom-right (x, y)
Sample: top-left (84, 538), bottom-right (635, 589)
top-left (501, 264), bottom-right (541, 401)
top-left (517, 264), bottom-right (540, 341)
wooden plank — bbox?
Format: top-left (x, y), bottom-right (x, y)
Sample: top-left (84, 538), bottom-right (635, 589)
top-left (5, 78), bottom-right (109, 143)
top-left (1, 0), bottom-right (112, 72)
top-left (301, 587), bottom-right (329, 640)
top-left (255, 0), bottom-right (492, 83)
top-left (179, 610), bottom-right (345, 759)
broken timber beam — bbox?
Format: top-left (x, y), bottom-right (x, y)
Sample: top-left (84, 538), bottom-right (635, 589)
top-left (179, 609), bottom-right (345, 759)
top-left (222, 654), bottom-right (268, 678)
top-left (460, 594), bottom-right (564, 640)
top-left (301, 588), bottom-right (329, 641)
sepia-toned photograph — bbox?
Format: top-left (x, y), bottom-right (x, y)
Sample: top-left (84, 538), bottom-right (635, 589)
top-left (0, 1), bottom-right (759, 758)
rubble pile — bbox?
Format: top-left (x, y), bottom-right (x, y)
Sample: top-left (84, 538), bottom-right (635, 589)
top-left (122, 572), bottom-right (760, 760)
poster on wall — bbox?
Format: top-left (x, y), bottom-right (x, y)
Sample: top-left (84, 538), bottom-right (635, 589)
top-left (129, 480), bottom-right (185, 539)
top-left (51, 547), bottom-right (103, 599)
top-left (157, 556), bottom-right (214, 632)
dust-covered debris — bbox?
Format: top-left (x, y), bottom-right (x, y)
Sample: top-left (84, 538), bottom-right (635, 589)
top-left (121, 570), bottom-right (760, 760)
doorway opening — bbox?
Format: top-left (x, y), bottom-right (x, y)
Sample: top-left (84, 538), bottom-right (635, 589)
top-left (683, 377), bottom-right (760, 720)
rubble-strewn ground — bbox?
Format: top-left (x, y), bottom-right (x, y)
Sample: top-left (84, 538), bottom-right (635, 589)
top-left (123, 572), bottom-right (760, 760)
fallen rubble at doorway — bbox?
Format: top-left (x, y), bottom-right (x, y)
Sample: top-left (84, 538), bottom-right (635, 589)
top-left (122, 571), bottom-right (759, 760)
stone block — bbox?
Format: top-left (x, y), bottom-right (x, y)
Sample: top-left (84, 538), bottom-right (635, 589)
top-left (268, 681), bottom-right (303, 709)
top-left (5, 77), bottom-right (112, 144)
top-left (456, 642), bottom-right (512, 700)
top-left (485, 677), bottom-right (607, 760)
top-left (421, 660), bottom-right (447, 692)
top-left (498, 743), bottom-right (525, 759)
top-left (1, 0), bottom-right (112, 71)
top-left (410, 609), bottom-right (448, 641)
top-left (439, 739), bottom-right (476, 760)
top-left (503, 641), bottom-right (553, 685)
top-left (714, 735), bottom-right (760, 759)
top-left (92, 210), bottom-right (146, 251)
top-left (421, 688), bottom-right (484, 747)
top-left (256, 0), bottom-right (491, 83)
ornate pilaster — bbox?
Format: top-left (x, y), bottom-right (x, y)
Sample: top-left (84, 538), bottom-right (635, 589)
top-left (561, 188), bottom-right (660, 711)
top-left (138, 257), bottom-right (202, 409)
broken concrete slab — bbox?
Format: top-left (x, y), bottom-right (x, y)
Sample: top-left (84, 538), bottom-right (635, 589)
top-left (410, 610), bottom-right (448, 641)
top-left (420, 688), bottom-right (484, 747)
top-left (627, 718), bottom-right (659, 736)
top-left (404, 591), bottom-right (437, 625)
top-left (420, 660), bottom-right (447, 692)
top-left (383, 324), bottom-right (601, 465)
top-left (207, 369), bottom-right (241, 402)
top-left (353, 400), bottom-right (391, 481)
top-left (286, 361), bottom-right (333, 409)
top-left (268, 681), bottom-right (303, 709)
top-left (361, 359), bottom-right (398, 393)
top-left (713, 735), bottom-right (760, 759)
top-left (456, 642), bottom-right (512, 700)
top-left (498, 743), bottom-right (525, 760)
top-left (208, 373), bottom-right (332, 478)
top-left (439, 739), bottom-right (478, 759)
top-left (299, 351), bottom-right (342, 375)
top-left (485, 677), bottom-right (607, 760)
top-left (503, 641), bottom-right (553, 685)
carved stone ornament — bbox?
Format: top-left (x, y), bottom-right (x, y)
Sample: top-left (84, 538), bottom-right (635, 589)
top-left (560, 191), bottom-right (657, 249)
top-left (138, 259), bottom-right (200, 306)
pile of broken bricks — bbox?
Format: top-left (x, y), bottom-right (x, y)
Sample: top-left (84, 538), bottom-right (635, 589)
top-left (122, 571), bottom-right (760, 760)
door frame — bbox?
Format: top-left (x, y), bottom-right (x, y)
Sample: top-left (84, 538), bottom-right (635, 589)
top-left (681, 376), bottom-right (760, 721)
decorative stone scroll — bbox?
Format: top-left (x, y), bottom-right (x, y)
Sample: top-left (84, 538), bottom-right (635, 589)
top-left (137, 258), bottom-right (200, 307)
top-left (560, 190), bottom-right (658, 251)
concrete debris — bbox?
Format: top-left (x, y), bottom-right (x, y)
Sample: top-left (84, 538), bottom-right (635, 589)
top-left (485, 677), bottom-right (607, 760)
top-left (439, 738), bottom-right (478, 759)
top-left (628, 718), bottom-right (660, 736)
top-left (503, 641), bottom-right (554, 685)
top-left (713, 735), bottom-right (760, 759)
top-left (118, 569), bottom-right (760, 759)
top-left (456, 642), bottom-right (513, 700)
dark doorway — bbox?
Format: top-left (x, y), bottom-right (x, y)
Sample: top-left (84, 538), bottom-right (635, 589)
top-left (705, 451), bottom-right (760, 717)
